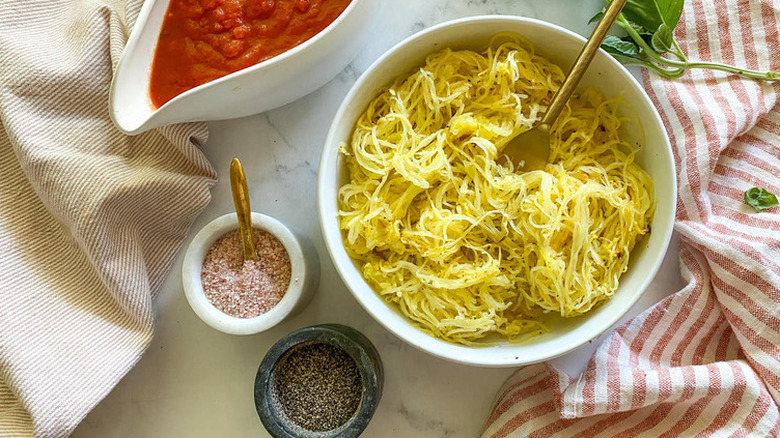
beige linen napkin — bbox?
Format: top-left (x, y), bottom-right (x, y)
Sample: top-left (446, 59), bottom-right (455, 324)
top-left (0, 1), bottom-right (216, 436)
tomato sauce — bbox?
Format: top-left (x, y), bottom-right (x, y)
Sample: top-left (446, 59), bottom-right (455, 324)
top-left (149, 0), bottom-right (352, 108)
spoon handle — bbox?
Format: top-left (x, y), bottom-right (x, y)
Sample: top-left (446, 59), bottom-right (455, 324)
top-left (541, 0), bottom-right (627, 127)
top-left (230, 158), bottom-right (259, 262)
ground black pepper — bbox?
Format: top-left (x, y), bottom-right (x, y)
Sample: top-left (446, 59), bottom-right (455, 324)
top-left (273, 342), bottom-right (363, 432)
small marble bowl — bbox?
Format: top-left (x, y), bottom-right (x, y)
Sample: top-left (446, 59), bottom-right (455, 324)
top-left (254, 324), bottom-right (383, 438)
top-left (182, 212), bottom-right (319, 335)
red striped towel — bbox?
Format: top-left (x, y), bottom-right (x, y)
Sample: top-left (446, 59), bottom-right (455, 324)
top-left (481, 0), bottom-right (780, 436)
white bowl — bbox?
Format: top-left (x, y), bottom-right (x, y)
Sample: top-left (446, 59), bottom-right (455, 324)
top-left (318, 16), bottom-right (676, 367)
top-left (110, 0), bottom-right (376, 135)
top-left (182, 213), bottom-right (319, 335)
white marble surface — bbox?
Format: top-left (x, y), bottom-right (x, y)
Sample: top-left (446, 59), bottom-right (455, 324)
top-left (73, 1), bottom-right (684, 437)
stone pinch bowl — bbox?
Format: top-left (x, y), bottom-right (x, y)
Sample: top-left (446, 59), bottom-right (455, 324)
top-left (254, 324), bottom-right (383, 438)
top-left (182, 212), bottom-right (319, 335)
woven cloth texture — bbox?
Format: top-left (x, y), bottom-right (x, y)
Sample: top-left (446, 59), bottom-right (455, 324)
top-left (0, 1), bottom-right (216, 436)
top-left (481, 0), bottom-right (780, 436)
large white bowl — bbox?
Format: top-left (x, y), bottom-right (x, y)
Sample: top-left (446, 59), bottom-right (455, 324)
top-left (110, 0), bottom-right (376, 135)
top-left (318, 16), bottom-right (676, 367)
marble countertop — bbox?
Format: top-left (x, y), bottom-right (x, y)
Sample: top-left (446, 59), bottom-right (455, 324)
top-left (73, 1), bottom-right (684, 436)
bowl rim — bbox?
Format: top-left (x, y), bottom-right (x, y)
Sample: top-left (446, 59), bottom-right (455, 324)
top-left (109, 0), bottom-right (365, 130)
top-left (182, 212), bottom-right (308, 335)
top-left (317, 15), bottom-right (676, 367)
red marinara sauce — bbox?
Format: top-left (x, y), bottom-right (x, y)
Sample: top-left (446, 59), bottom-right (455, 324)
top-left (149, 0), bottom-right (352, 108)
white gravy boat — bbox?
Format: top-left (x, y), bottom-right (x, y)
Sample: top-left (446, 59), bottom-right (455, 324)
top-left (110, 0), bottom-right (374, 135)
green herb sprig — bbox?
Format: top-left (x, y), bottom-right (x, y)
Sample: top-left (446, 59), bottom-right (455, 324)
top-left (744, 187), bottom-right (779, 212)
top-left (591, 0), bottom-right (780, 81)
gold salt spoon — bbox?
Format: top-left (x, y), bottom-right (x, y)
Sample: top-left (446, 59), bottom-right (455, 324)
top-left (503, 0), bottom-right (627, 171)
top-left (230, 158), bottom-right (258, 262)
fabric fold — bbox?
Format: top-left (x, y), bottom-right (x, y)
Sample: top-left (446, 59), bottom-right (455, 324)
top-left (482, 0), bottom-right (780, 436)
top-left (0, 0), bottom-right (216, 436)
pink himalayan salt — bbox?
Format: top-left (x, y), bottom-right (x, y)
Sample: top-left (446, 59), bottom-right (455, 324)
top-left (201, 228), bottom-right (292, 318)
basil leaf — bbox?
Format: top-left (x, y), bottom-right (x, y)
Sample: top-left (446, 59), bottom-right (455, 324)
top-left (744, 187), bottom-right (779, 212)
top-left (626, 18), bottom-right (650, 35)
top-left (651, 23), bottom-right (673, 53)
top-left (654, 0), bottom-right (685, 30)
top-left (603, 51), bottom-right (652, 67)
top-left (602, 35), bottom-right (641, 56)
top-left (621, 0), bottom-right (684, 36)
top-left (589, 10), bottom-right (605, 24)
top-left (622, 17), bottom-right (656, 47)
top-left (621, 1), bottom-right (663, 31)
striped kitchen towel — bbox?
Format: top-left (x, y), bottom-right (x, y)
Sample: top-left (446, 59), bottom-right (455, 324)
top-left (0, 1), bottom-right (216, 437)
top-left (481, 0), bottom-right (780, 436)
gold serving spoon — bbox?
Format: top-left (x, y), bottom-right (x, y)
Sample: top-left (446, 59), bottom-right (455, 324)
top-left (230, 158), bottom-right (258, 262)
top-left (503, 0), bottom-right (627, 171)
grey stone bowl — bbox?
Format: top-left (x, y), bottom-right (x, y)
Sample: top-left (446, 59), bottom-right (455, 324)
top-left (254, 324), bottom-right (383, 438)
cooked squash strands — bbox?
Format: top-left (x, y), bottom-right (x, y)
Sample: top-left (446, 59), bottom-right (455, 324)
top-left (338, 34), bottom-right (654, 345)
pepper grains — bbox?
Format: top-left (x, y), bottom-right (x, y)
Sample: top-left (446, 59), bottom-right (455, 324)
top-left (272, 342), bottom-right (363, 432)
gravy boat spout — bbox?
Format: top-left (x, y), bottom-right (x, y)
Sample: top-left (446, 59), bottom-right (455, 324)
top-left (109, 0), bottom-right (375, 135)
